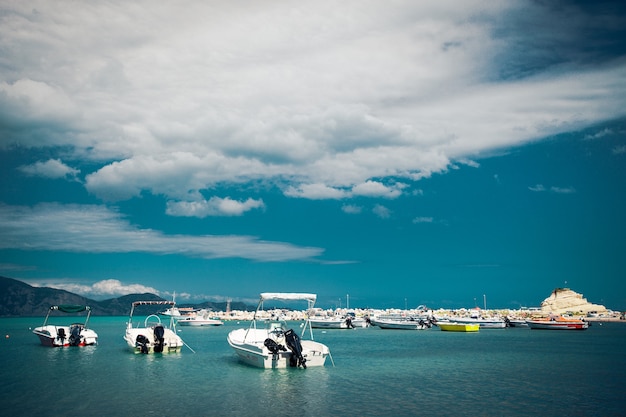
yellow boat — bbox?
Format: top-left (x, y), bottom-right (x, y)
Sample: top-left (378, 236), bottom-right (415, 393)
top-left (438, 322), bottom-right (480, 332)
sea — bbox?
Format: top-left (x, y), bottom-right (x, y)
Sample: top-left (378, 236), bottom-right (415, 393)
top-left (1, 317), bottom-right (625, 417)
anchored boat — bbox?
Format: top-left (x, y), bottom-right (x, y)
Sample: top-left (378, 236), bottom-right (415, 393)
top-left (32, 305), bottom-right (98, 347)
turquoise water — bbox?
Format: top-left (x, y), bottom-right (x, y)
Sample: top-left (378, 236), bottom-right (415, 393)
top-left (1, 317), bottom-right (625, 416)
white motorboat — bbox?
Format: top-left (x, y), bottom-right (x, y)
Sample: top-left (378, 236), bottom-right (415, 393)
top-left (309, 313), bottom-right (368, 329)
top-left (371, 316), bottom-right (434, 330)
top-left (227, 292), bottom-right (332, 369)
top-left (451, 317), bottom-right (506, 329)
top-left (124, 301), bottom-right (186, 354)
top-left (177, 309), bottom-right (224, 326)
top-left (526, 317), bottom-right (589, 330)
top-left (33, 305), bottom-right (98, 347)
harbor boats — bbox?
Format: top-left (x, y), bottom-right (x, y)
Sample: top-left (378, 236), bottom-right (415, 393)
top-left (438, 322), bottom-right (480, 332)
top-left (371, 316), bottom-right (434, 330)
top-left (32, 305), bottom-right (98, 347)
top-left (526, 316), bottom-right (589, 330)
top-left (124, 300), bottom-right (186, 354)
top-left (177, 309), bottom-right (224, 326)
top-left (227, 292), bottom-right (332, 369)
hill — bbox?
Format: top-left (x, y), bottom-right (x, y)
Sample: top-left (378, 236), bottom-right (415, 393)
top-left (0, 276), bottom-right (250, 317)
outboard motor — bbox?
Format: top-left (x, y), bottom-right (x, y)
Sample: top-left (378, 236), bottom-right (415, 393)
top-left (57, 327), bottom-right (66, 343)
top-left (153, 325), bottom-right (165, 353)
top-left (135, 334), bottom-right (150, 354)
top-left (345, 317), bottom-right (354, 329)
top-left (264, 338), bottom-right (286, 354)
top-left (283, 329), bottom-right (306, 368)
top-left (69, 324), bottom-right (82, 346)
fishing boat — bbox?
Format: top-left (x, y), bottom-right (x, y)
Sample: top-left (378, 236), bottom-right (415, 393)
top-left (371, 316), bottom-right (434, 330)
top-left (177, 309), bottom-right (224, 326)
top-left (227, 292), bottom-right (332, 369)
top-left (124, 301), bottom-right (186, 354)
top-left (438, 322), bottom-right (480, 332)
top-left (32, 305), bottom-right (98, 347)
top-left (526, 316), bottom-right (589, 330)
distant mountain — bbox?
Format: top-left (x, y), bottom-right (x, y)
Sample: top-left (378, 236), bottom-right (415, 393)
top-left (0, 276), bottom-right (251, 317)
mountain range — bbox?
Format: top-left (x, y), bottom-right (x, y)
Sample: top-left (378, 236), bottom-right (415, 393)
top-left (0, 276), bottom-right (250, 317)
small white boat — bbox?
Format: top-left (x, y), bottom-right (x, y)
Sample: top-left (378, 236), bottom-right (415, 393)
top-left (227, 292), bottom-right (332, 369)
top-left (124, 301), bottom-right (186, 354)
top-left (452, 317), bottom-right (506, 329)
top-left (177, 309), bottom-right (224, 326)
top-left (309, 314), bottom-right (368, 329)
top-left (371, 317), bottom-right (434, 330)
top-left (33, 305), bottom-right (98, 347)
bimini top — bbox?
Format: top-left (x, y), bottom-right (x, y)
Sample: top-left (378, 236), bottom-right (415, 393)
top-left (49, 305), bottom-right (91, 313)
top-left (259, 293), bottom-right (317, 303)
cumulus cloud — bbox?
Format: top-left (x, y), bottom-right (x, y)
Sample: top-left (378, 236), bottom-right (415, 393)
top-left (0, 203), bottom-right (323, 262)
top-left (528, 184), bottom-right (546, 192)
top-left (1, 1), bottom-right (625, 204)
top-left (35, 279), bottom-right (160, 298)
top-left (528, 184), bottom-right (576, 194)
top-left (166, 197), bottom-right (265, 217)
top-left (18, 159), bottom-right (80, 179)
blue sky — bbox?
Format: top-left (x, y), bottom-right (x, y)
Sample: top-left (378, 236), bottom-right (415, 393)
top-left (1, 1), bottom-right (626, 310)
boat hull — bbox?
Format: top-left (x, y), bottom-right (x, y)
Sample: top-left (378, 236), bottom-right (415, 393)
top-left (526, 320), bottom-right (589, 330)
top-left (452, 319), bottom-right (506, 329)
top-left (438, 323), bottom-right (480, 332)
top-left (177, 319), bottom-right (223, 327)
top-left (371, 318), bottom-right (431, 330)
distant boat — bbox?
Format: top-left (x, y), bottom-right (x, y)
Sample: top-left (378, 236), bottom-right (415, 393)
top-left (227, 292), bottom-right (331, 369)
top-left (32, 305), bottom-right (98, 347)
top-left (371, 317), bottom-right (434, 330)
top-left (452, 317), bottom-right (506, 329)
top-left (177, 309), bottom-right (224, 327)
top-left (309, 313), bottom-right (368, 329)
top-left (124, 301), bottom-right (186, 354)
top-left (526, 317), bottom-right (589, 330)
top-left (438, 322), bottom-right (480, 332)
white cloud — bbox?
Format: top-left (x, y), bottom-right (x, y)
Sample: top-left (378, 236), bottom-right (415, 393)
top-left (352, 181), bottom-right (406, 199)
top-left (528, 184), bottom-right (546, 192)
top-left (612, 145), bottom-right (626, 155)
top-left (413, 216), bottom-right (434, 223)
top-left (166, 197), bottom-right (265, 217)
top-left (34, 279), bottom-right (160, 298)
top-left (342, 204), bottom-right (362, 214)
top-left (18, 159), bottom-right (80, 179)
top-left (0, 203), bottom-right (323, 262)
top-left (550, 186), bottom-right (576, 194)
top-left (373, 204), bottom-right (391, 219)
top-left (2, 1), bottom-right (625, 202)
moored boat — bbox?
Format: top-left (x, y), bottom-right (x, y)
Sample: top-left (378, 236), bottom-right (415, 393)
top-left (371, 317), bottom-right (434, 330)
top-left (177, 309), bottom-right (224, 326)
top-left (227, 292), bottom-right (332, 369)
top-left (452, 317), bottom-right (506, 329)
top-left (124, 301), bottom-right (186, 353)
top-left (438, 322), bottom-right (480, 332)
top-left (32, 305), bottom-right (98, 347)
top-left (526, 317), bottom-right (589, 330)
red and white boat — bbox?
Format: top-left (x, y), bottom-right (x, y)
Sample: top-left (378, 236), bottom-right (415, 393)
top-left (526, 316), bottom-right (589, 330)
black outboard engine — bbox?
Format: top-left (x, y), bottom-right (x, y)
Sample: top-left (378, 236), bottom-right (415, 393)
top-left (135, 334), bottom-right (150, 354)
top-left (153, 325), bottom-right (165, 353)
top-left (345, 317), bottom-right (354, 329)
top-left (283, 329), bottom-right (306, 368)
top-left (57, 327), bottom-right (66, 344)
top-left (264, 338), bottom-right (286, 354)
top-left (69, 324), bottom-right (82, 346)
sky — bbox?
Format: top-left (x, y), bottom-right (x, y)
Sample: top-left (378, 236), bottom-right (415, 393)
top-left (1, 0), bottom-right (626, 310)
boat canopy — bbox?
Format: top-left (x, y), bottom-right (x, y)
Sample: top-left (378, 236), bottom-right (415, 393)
top-left (260, 293), bottom-right (317, 303)
top-left (131, 300), bottom-right (175, 307)
top-left (51, 305), bottom-right (91, 313)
